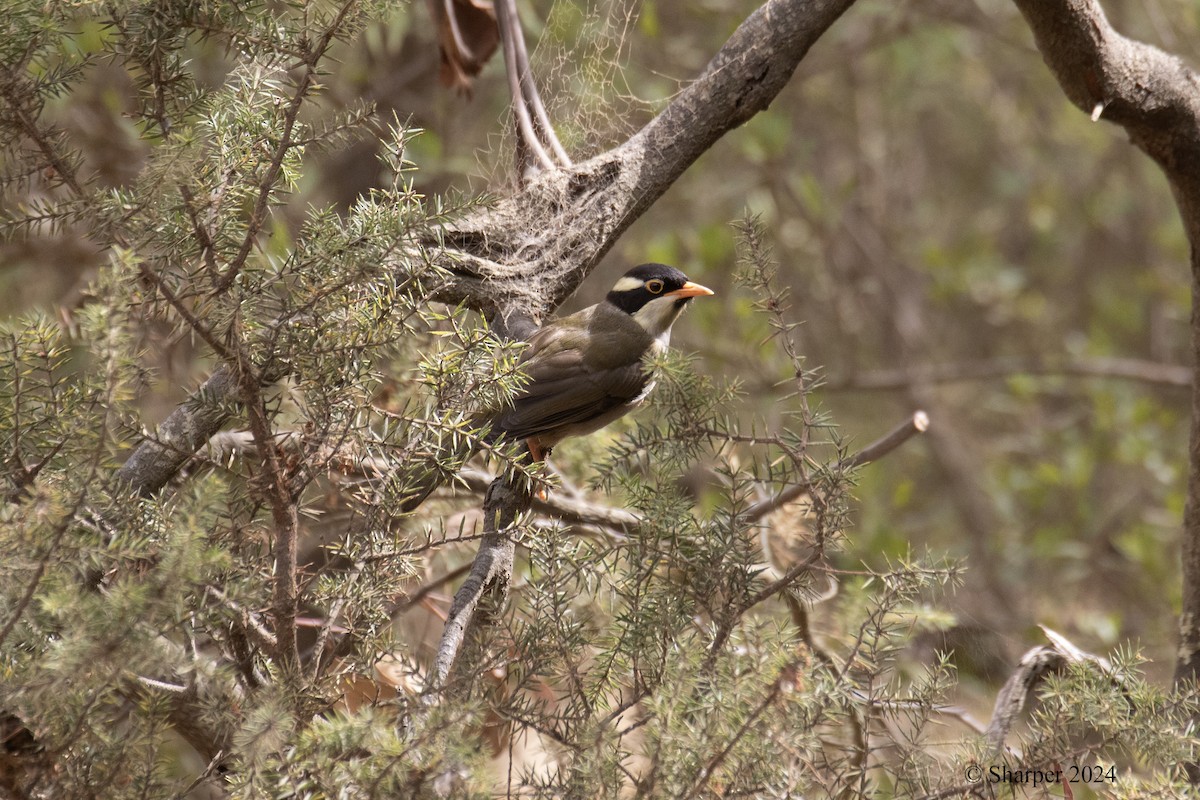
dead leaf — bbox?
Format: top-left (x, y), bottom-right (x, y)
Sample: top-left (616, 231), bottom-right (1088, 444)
top-left (428, 0), bottom-right (500, 94)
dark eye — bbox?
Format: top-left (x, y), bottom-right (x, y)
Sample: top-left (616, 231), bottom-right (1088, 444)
top-left (645, 279), bottom-right (664, 294)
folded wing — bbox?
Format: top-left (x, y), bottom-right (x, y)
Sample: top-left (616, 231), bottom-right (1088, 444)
top-left (493, 346), bottom-right (650, 440)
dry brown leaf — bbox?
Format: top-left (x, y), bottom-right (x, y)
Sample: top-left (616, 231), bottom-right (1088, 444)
top-left (427, 0), bottom-right (500, 94)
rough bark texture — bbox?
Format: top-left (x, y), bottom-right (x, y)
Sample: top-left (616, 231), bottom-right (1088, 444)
top-left (985, 627), bottom-right (1116, 757)
top-left (1010, 0), bottom-right (1200, 686)
top-left (115, 365), bottom-right (241, 495)
top-left (430, 472), bottom-right (527, 688)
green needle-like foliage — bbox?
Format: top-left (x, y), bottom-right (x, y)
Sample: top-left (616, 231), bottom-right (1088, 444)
top-left (1, 2), bottom-right (1198, 798)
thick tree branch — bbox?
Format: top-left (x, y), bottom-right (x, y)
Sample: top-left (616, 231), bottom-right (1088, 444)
top-left (1009, 0), bottom-right (1200, 686)
top-left (115, 366), bottom-right (241, 495)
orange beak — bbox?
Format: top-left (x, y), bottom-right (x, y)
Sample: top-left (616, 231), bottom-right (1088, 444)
top-left (668, 281), bottom-right (715, 299)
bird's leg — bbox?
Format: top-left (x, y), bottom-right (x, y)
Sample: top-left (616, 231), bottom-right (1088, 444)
top-left (524, 439), bottom-right (553, 500)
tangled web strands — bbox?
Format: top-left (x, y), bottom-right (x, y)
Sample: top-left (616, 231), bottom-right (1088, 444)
top-left (483, 0), bottom-right (658, 186)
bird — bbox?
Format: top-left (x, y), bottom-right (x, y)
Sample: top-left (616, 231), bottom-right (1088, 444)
top-left (485, 262), bottom-right (714, 462)
top-left (398, 263), bottom-right (713, 512)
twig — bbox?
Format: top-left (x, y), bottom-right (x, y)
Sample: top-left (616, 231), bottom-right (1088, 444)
top-left (136, 261), bottom-right (231, 360)
top-left (442, 0), bottom-right (478, 63)
top-left (169, 749), bottom-right (228, 800)
top-left (213, 0), bottom-right (360, 293)
top-left (458, 467), bottom-right (637, 536)
top-left (842, 410), bottom-right (930, 469)
top-left (679, 670), bottom-right (786, 799)
top-left (0, 513), bottom-right (74, 649)
top-left (911, 784), bottom-right (980, 800)
top-left (0, 79), bottom-right (84, 195)
top-left (310, 561), bottom-right (363, 681)
top-left (133, 675), bottom-right (189, 693)
top-left (238, 365), bottom-right (301, 672)
top-left (392, 562), bottom-right (474, 615)
top-left (740, 410), bottom-right (929, 524)
top-left (826, 357), bottom-right (1190, 391)
top-left (205, 586), bottom-right (278, 653)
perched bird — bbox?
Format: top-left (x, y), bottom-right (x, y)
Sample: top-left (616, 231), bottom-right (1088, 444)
top-left (487, 263), bottom-right (714, 461)
top-left (401, 264), bottom-right (713, 512)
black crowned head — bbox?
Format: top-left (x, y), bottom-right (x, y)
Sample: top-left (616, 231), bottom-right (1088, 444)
top-left (605, 263), bottom-right (714, 340)
top-left (605, 263), bottom-right (713, 315)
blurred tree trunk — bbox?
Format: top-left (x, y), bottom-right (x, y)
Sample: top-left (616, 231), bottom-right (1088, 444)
top-left (1009, 0), bottom-right (1200, 685)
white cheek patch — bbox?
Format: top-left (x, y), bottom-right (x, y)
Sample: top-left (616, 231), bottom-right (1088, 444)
top-left (632, 296), bottom-right (681, 338)
top-left (611, 276), bottom-right (645, 293)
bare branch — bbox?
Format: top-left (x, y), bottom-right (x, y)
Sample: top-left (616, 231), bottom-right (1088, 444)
top-left (825, 357), bottom-right (1191, 391)
top-left (231, 350), bottom-right (301, 672)
top-left (495, 0), bottom-right (555, 174)
top-left (984, 625), bottom-right (1120, 756)
top-left (680, 673), bottom-right (785, 799)
top-left (740, 411), bottom-right (929, 524)
top-left (499, 0), bottom-right (571, 167)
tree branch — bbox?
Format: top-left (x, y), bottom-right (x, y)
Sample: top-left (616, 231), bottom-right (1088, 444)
top-left (457, 467), bottom-right (639, 534)
top-left (984, 625), bottom-right (1119, 757)
top-left (115, 366), bottom-right (242, 495)
top-left (1008, 0), bottom-right (1200, 687)
top-left (739, 410), bottom-right (929, 524)
top-left (495, 0), bottom-right (562, 175)
top-left (825, 356), bottom-right (1191, 391)
top-left (116, 0), bottom-right (862, 500)
top-left (429, 469), bottom-right (529, 689)
top-left (426, 0), bottom-right (860, 313)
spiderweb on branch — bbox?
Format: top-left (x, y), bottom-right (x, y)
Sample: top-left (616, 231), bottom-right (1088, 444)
top-left (481, 0), bottom-right (658, 187)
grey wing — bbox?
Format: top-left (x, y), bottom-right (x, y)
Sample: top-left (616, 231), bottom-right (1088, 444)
top-left (494, 348), bottom-right (649, 440)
